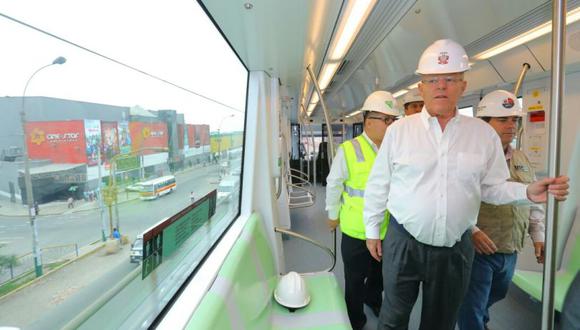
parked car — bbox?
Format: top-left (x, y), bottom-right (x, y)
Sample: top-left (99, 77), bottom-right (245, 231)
top-left (130, 234), bottom-right (143, 263)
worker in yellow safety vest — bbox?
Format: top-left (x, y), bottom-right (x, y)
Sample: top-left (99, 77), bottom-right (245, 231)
top-left (325, 90), bottom-right (400, 330)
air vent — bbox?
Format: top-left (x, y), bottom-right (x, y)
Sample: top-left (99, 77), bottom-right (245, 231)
top-left (336, 60), bottom-right (349, 75)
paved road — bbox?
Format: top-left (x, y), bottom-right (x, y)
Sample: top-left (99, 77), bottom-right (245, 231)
top-left (0, 164), bottom-right (240, 329)
top-left (0, 164), bottom-right (223, 256)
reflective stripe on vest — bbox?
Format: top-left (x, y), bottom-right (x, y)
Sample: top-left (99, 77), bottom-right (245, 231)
top-left (350, 138), bottom-right (365, 162)
top-left (343, 185), bottom-right (365, 198)
top-left (339, 135), bottom-right (389, 240)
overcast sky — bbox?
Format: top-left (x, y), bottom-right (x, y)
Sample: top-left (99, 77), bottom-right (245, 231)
top-left (0, 0), bottom-right (247, 132)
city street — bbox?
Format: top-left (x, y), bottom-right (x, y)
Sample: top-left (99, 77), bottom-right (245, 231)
top-left (0, 164), bottom-right (223, 257)
top-left (0, 162), bottom-right (240, 329)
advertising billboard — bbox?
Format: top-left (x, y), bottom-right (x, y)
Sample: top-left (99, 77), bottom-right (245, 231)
top-left (26, 120), bottom-right (87, 164)
top-left (101, 121), bottom-right (119, 164)
top-left (198, 124), bottom-right (210, 146)
top-left (129, 121), bottom-right (168, 155)
top-left (84, 120), bottom-right (101, 166)
top-left (187, 125), bottom-right (195, 148)
top-left (118, 121), bottom-right (132, 154)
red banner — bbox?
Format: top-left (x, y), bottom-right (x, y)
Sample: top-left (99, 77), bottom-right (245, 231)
top-left (187, 125), bottom-right (196, 148)
top-left (198, 124), bottom-right (210, 146)
top-left (129, 121), bottom-right (168, 154)
top-left (26, 121), bottom-right (87, 164)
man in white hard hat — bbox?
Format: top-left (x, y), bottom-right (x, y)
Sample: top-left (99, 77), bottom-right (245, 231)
top-left (402, 87), bottom-right (424, 116)
top-left (457, 90), bottom-right (545, 330)
top-left (326, 91), bottom-right (400, 329)
top-left (363, 39), bottom-right (569, 329)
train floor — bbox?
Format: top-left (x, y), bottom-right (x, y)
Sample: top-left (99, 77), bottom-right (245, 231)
top-left (283, 185), bottom-right (547, 330)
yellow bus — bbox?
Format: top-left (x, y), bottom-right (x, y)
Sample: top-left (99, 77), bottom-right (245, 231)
top-left (139, 175), bottom-right (176, 200)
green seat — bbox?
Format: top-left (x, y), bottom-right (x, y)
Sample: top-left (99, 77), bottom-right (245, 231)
top-left (187, 213), bottom-right (349, 329)
top-left (512, 234), bottom-right (580, 312)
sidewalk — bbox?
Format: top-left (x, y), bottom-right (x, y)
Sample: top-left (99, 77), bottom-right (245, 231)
top-left (0, 240), bottom-right (131, 329)
top-left (0, 191), bottom-right (141, 217)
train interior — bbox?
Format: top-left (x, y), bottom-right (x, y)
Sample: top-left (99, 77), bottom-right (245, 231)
top-left (0, 0), bottom-right (578, 329)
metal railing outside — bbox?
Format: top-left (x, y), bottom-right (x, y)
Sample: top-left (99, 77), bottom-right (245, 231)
top-left (0, 243), bottom-right (79, 286)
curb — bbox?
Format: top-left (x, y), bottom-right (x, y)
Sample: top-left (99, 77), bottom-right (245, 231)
top-left (0, 240), bottom-right (105, 302)
top-left (0, 195), bottom-right (141, 218)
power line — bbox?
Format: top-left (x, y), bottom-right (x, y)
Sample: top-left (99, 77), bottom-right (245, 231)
top-left (0, 12), bottom-right (244, 113)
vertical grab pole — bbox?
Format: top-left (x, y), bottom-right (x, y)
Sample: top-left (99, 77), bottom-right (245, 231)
top-left (542, 1), bottom-right (565, 329)
top-left (306, 65), bottom-right (335, 164)
top-left (514, 63), bottom-right (531, 150)
top-left (306, 65), bottom-right (337, 271)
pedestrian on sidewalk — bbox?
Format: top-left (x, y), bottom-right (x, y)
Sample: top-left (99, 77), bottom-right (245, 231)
top-left (34, 201), bottom-right (39, 216)
top-left (112, 228), bottom-right (121, 240)
top-left (67, 196), bottom-right (74, 209)
top-left (190, 191), bottom-right (195, 203)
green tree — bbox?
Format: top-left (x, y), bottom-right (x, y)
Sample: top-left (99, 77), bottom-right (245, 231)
top-left (0, 244), bottom-right (18, 271)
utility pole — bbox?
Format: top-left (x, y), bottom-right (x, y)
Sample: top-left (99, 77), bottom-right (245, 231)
top-left (97, 147), bottom-right (106, 241)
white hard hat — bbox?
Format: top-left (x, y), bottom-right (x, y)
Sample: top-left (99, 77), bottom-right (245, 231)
top-left (360, 91), bottom-right (401, 116)
top-left (403, 88), bottom-right (423, 106)
top-left (476, 90), bottom-right (523, 118)
top-left (274, 271), bottom-right (311, 309)
top-left (416, 39), bottom-right (470, 75)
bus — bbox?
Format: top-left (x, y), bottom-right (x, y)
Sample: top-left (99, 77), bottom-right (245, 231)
top-left (138, 175), bottom-right (177, 200)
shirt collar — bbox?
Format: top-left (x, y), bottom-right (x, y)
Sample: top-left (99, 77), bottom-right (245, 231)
top-left (420, 106), bottom-right (460, 129)
top-left (505, 144), bottom-right (513, 160)
top-left (361, 132), bottom-right (379, 153)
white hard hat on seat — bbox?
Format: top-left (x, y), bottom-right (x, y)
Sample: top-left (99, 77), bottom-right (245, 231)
top-left (360, 91), bottom-right (401, 116)
top-left (274, 271), bottom-right (310, 309)
top-left (476, 90), bottom-right (523, 118)
top-left (416, 39), bottom-right (470, 75)
top-left (403, 88), bottom-right (423, 106)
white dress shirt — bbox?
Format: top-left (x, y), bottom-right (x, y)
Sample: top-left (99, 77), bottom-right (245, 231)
top-left (363, 108), bottom-right (530, 247)
top-left (326, 132), bottom-right (378, 220)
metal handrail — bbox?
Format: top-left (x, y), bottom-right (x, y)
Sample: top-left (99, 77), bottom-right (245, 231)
top-left (514, 63), bottom-right (531, 150)
top-left (274, 227), bottom-right (336, 272)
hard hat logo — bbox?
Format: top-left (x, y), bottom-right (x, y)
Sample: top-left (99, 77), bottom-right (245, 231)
top-left (437, 52), bottom-right (449, 65)
top-left (385, 100), bottom-right (393, 109)
top-left (502, 98), bottom-right (515, 109)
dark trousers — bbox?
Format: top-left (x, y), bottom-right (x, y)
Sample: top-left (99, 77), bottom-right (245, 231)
top-left (457, 253), bottom-right (518, 330)
top-left (341, 233), bottom-right (383, 329)
top-left (378, 217), bottom-right (474, 330)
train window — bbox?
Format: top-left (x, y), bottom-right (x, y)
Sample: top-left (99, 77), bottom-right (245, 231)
top-left (0, 0), bottom-right (247, 328)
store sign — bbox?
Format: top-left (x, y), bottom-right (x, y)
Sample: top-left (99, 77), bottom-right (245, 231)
top-left (26, 121), bottom-right (87, 164)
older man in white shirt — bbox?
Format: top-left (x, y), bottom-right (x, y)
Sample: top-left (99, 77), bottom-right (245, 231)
top-left (363, 39), bottom-right (569, 330)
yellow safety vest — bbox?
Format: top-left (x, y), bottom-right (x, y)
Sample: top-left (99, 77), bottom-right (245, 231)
top-left (339, 135), bottom-right (389, 240)
top-left (477, 149), bottom-right (535, 253)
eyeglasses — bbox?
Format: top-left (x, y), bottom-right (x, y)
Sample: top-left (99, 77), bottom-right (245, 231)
top-left (421, 76), bottom-right (463, 85)
top-left (368, 116), bottom-right (397, 124)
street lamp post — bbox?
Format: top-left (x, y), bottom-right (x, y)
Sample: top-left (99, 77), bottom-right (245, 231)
top-left (20, 56), bottom-right (67, 277)
top-left (217, 114), bottom-right (234, 178)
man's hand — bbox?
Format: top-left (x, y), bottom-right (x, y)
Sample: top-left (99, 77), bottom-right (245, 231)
top-left (527, 176), bottom-right (570, 203)
top-left (327, 218), bottom-right (339, 231)
top-left (472, 231), bottom-right (498, 255)
top-left (366, 239), bottom-right (382, 262)
top-left (534, 242), bottom-right (545, 264)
